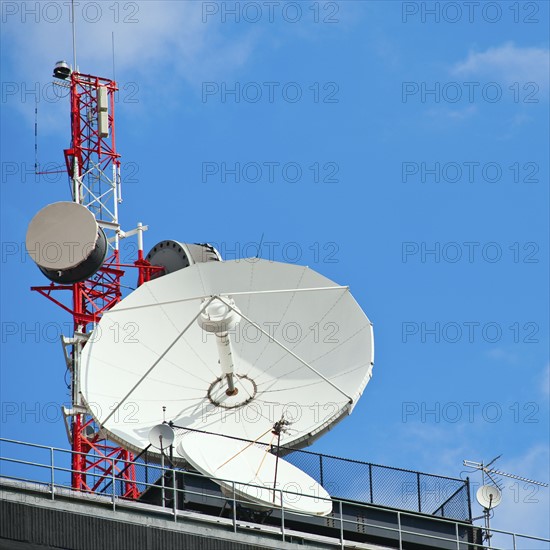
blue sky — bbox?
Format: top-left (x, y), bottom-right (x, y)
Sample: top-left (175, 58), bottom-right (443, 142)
top-left (1, 0), bottom-right (548, 542)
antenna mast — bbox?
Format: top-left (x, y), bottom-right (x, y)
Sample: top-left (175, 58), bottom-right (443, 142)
top-left (71, 0), bottom-right (77, 71)
top-left (29, 7), bottom-right (156, 498)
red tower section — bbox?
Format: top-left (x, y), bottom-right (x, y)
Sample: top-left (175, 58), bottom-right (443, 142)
top-left (31, 70), bottom-right (157, 498)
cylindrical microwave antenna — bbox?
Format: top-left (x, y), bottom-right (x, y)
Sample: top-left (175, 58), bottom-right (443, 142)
top-left (26, 201), bottom-right (108, 284)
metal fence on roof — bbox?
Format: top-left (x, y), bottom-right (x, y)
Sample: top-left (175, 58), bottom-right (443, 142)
top-left (132, 425), bottom-right (473, 522)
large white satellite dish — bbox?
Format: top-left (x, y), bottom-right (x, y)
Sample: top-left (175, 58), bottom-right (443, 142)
top-left (81, 259), bottom-right (373, 453)
top-left (80, 257), bottom-right (374, 510)
top-left (176, 431), bottom-right (332, 516)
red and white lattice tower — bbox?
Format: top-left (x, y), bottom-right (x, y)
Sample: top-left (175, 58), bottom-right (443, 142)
top-left (31, 69), bottom-right (156, 498)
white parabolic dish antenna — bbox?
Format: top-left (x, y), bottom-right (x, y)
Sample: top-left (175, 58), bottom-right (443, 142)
top-left (80, 258), bottom-right (374, 513)
top-left (177, 431), bottom-right (332, 515)
top-left (476, 485), bottom-right (502, 509)
top-left (148, 424), bottom-right (175, 450)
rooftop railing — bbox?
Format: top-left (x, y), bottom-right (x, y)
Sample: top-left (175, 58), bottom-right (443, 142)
top-left (1, 437), bottom-right (549, 550)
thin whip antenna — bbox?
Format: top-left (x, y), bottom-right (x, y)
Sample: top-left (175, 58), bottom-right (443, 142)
top-left (256, 232), bottom-right (264, 259)
top-left (71, 0), bottom-right (77, 70)
top-left (34, 100), bottom-right (38, 173)
top-left (34, 90), bottom-right (69, 177)
top-left (112, 32), bottom-right (116, 82)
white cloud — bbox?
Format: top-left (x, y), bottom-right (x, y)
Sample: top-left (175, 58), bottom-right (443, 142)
top-left (1, 1), bottom-right (258, 130)
top-left (485, 348), bottom-right (520, 364)
top-left (452, 42), bottom-right (550, 91)
top-left (400, 422), bottom-right (473, 473)
top-left (424, 105), bottom-right (478, 122)
top-left (2, 2), bottom-right (256, 80)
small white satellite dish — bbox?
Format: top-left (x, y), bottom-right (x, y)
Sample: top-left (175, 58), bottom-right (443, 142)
top-left (176, 431), bottom-right (332, 516)
top-left (148, 424), bottom-right (175, 450)
top-left (476, 485), bottom-right (502, 509)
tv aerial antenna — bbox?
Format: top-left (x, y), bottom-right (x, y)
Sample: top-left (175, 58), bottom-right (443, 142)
top-left (463, 455), bottom-right (548, 546)
top-left (463, 455), bottom-right (548, 489)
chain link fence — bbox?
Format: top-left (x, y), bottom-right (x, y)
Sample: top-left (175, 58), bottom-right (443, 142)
top-left (283, 447), bottom-right (471, 521)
